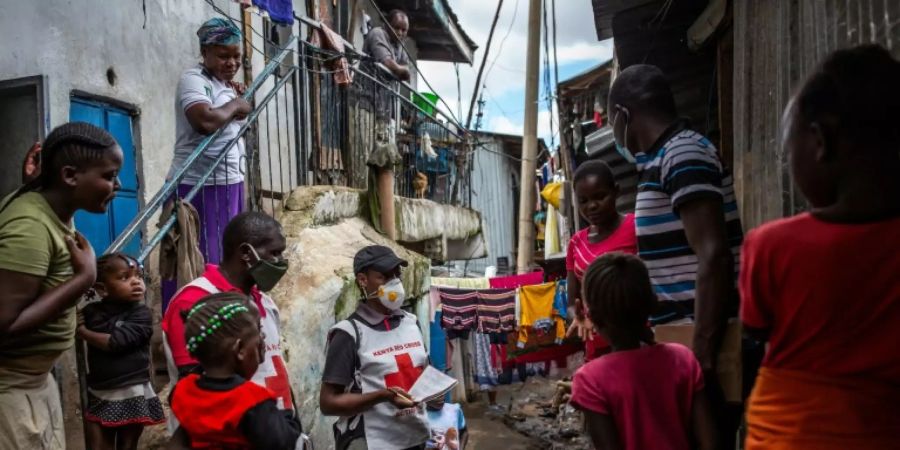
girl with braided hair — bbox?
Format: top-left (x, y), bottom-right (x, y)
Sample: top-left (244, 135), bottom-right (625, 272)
top-left (79, 252), bottom-right (165, 450)
top-left (0, 121), bottom-right (123, 449)
top-left (169, 293), bottom-right (303, 449)
top-left (569, 253), bottom-right (715, 450)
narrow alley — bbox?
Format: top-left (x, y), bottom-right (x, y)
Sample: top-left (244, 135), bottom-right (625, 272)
top-left (0, 1), bottom-right (898, 450)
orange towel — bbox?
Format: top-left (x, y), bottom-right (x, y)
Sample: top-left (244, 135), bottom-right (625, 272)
top-left (745, 367), bottom-right (900, 450)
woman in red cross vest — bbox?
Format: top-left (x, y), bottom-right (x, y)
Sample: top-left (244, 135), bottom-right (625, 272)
top-left (320, 245), bottom-right (431, 450)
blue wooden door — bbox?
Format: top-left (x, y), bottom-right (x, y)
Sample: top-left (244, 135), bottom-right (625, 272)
top-left (71, 99), bottom-right (141, 257)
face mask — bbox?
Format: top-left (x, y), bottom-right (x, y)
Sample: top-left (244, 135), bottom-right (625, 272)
top-left (369, 277), bottom-right (406, 311)
top-left (613, 110), bottom-right (637, 164)
top-left (245, 244), bottom-right (289, 292)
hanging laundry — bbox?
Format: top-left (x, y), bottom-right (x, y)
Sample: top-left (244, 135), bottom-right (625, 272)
top-left (317, 23), bottom-right (353, 85)
top-left (252, 0), bottom-right (293, 24)
top-left (518, 282), bottom-right (566, 347)
top-left (472, 332), bottom-right (498, 390)
top-left (439, 288), bottom-right (478, 331)
top-left (544, 203), bottom-right (561, 257)
top-left (553, 280), bottom-right (568, 319)
top-left (489, 271), bottom-right (544, 290)
top-left (431, 278), bottom-right (489, 323)
top-left (432, 277), bottom-right (490, 289)
top-left (476, 289), bottom-right (517, 334)
top-left (429, 286), bottom-right (441, 323)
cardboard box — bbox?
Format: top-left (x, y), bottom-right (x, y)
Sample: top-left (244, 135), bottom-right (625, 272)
top-left (653, 319), bottom-right (742, 403)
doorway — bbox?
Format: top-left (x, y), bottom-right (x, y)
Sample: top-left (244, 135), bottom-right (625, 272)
top-left (0, 76), bottom-right (47, 199)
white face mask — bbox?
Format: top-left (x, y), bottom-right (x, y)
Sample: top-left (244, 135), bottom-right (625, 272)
top-left (613, 110), bottom-right (637, 164)
top-left (369, 277), bottom-right (406, 311)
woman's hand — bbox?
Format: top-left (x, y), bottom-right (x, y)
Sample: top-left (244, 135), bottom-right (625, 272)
top-left (230, 97), bottom-right (252, 120)
top-left (566, 314), bottom-right (595, 342)
top-left (229, 81), bottom-right (247, 96)
top-left (384, 387), bottom-right (416, 409)
top-left (66, 232), bottom-right (96, 286)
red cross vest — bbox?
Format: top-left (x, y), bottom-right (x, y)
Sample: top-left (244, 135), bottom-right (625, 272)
top-left (331, 311), bottom-right (430, 449)
top-left (163, 277), bottom-right (294, 434)
top-left (170, 374), bottom-right (273, 449)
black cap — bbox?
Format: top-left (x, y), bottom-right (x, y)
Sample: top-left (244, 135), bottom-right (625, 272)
top-left (353, 245), bottom-right (408, 275)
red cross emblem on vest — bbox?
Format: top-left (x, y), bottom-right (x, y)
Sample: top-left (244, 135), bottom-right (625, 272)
top-left (384, 353), bottom-right (424, 391)
top-left (264, 355), bottom-right (293, 410)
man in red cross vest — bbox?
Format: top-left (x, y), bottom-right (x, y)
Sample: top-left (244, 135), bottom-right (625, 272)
top-left (162, 212), bottom-right (295, 421)
top-left (320, 245), bottom-right (430, 450)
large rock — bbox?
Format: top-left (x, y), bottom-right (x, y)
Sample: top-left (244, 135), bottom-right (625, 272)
top-left (270, 187), bottom-right (434, 448)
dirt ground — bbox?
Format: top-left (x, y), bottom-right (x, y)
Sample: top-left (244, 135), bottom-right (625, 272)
top-left (463, 365), bottom-right (591, 450)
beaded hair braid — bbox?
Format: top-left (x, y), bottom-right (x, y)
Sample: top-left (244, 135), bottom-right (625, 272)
top-left (182, 294), bottom-right (259, 362)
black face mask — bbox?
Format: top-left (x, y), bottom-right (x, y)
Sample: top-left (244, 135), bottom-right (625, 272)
top-left (244, 244), bottom-right (289, 292)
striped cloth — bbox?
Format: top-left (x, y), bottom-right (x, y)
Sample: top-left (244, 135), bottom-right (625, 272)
top-left (634, 124), bottom-right (743, 306)
top-left (476, 289), bottom-right (517, 333)
top-left (438, 288), bottom-right (478, 331)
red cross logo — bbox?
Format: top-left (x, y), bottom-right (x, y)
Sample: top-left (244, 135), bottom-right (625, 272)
top-left (383, 353), bottom-right (425, 391)
top-left (264, 355), bottom-right (293, 410)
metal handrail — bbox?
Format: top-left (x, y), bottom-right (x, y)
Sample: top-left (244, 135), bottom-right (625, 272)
top-left (105, 35), bottom-right (298, 256)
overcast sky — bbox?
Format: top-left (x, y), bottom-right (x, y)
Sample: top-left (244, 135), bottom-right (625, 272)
top-left (418, 0), bottom-right (613, 146)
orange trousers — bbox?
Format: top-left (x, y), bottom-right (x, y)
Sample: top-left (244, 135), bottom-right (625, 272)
top-left (745, 367), bottom-right (900, 450)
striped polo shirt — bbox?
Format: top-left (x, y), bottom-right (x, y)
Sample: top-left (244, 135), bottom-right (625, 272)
top-left (634, 123), bottom-right (743, 307)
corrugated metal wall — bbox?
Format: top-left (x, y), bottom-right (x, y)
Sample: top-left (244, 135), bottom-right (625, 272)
top-left (733, 0), bottom-right (900, 229)
top-left (459, 136), bottom-right (519, 275)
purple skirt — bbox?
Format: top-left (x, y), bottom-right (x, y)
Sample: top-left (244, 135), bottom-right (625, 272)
top-left (161, 182), bottom-right (243, 311)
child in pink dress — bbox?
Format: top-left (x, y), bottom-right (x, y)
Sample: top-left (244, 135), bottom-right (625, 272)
top-left (570, 253), bottom-right (715, 450)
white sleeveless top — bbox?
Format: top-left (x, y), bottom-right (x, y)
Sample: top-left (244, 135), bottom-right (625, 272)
top-left (330, 311), bottom-right (430, 449)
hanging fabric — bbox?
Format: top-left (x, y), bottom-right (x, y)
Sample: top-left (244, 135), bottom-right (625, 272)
top-left (438, 288), bottom-right (478, 331)
top-left (489, 271), bottom-right (544, 290)
top-left (472, 332), bottom-right (498, 390)
top-left (544, 203), bottom-right (561, 257)
top-left (518, 282), bottom-right (565, 347)
top-left (252, 0), bottom-right (293, 24)
top-left (475, 289), bottom-right (517, 334)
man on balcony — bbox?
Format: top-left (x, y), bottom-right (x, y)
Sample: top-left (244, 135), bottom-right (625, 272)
top-left (363, 9), bottom-right (411, 82)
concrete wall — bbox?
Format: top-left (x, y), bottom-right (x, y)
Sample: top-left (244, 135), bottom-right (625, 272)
top-left (456, 135), bottom-right (519, 275)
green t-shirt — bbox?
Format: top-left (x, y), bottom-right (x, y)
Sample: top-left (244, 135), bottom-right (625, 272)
top-left (0, 191), bottom-right (76, 359)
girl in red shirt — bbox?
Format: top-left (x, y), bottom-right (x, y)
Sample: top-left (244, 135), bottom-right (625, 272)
top-left (565, 160), bottom-right (637, 360)
top-left (168, 293), bottom-right (303, 449)
top-left (741, 45), bottom-right (900, 450)
top-left (570, 253), bottom-right (715, 450)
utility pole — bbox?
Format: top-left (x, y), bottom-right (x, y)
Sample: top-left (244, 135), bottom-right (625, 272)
top-left (516, 0), bottom-right (542, 274)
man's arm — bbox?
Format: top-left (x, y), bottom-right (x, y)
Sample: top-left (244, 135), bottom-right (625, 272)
top-left (380, 58), bottom-right (411, 81)
top-left (679, 198), bottom-right (733, 372)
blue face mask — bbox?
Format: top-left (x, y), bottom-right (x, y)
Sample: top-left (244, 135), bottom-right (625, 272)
top-left (613, 110), bottom-right (637, 164)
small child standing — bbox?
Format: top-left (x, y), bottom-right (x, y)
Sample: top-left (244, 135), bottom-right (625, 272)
top-left (569, 253), bottom-right (715, 450)
top-left (169, 293), bottom-right (302, 449)
top-left (79, 253), bottom-right (164, 450)
top-left (425, 396), bottom-right (467, 450)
